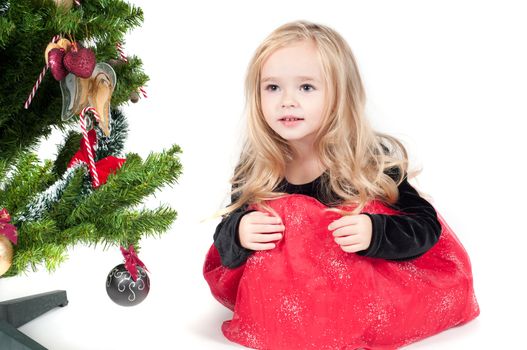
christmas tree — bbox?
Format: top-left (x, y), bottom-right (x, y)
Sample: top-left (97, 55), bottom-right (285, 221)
top-left (0, 0), bottom-right (182, 278)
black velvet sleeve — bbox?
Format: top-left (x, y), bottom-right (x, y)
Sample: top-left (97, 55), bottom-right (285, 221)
top-left (213, 192), bottom-right (255, 269)
top-left (357, 175), bottom-right (442, 261)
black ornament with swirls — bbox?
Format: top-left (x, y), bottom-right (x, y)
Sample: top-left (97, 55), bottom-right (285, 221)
top-left (106, 263), bottom-right (150, 306)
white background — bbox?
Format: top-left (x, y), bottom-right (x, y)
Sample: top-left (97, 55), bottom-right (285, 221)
top-left (1, 0), bottom-right (526, 349)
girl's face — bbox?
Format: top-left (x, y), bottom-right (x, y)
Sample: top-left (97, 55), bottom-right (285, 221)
top-left (260, 40), bottom-right (326, 153)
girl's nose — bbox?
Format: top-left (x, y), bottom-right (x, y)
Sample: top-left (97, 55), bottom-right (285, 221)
top-left (281, 102), bottom-right (296, 108)
top-left (281, 92), bottom-right (297, 108)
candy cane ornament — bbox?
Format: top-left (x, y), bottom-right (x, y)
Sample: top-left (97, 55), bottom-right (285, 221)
top-left (116, 43), bottom-right (128, 63)
top-left (24, 35), bottom-right (61, 109)
top-left (80, 106), bottom-right (101, 188)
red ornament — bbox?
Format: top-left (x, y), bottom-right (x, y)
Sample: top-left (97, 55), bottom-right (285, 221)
top-left (67, 129), bottom-right (126, 187)
top-left (120, 245), bottom-right (148, 282)
top-left (0, 208), bottom-right (17, 245)
top-left (63, 45), bottom-right (96, 78)
top-left (48, 48), bottom-right (68, 81)
top-left (204, 195), bottom-right (479, 349)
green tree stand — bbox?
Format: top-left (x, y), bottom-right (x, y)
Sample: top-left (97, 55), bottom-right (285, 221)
top-left (0, 290), bottom-right (68, 349)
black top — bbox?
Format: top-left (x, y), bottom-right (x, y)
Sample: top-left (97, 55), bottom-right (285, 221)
top-left (213, 172), bottom-right (442, 268)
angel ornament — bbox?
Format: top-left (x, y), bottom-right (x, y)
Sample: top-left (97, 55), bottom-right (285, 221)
top-left (60, 62), bottom-right (116, 136)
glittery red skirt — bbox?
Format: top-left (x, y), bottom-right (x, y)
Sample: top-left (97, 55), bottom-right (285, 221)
top-left (203, 194), bottom-right (479, 349)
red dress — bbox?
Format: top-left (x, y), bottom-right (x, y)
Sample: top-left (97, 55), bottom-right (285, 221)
top-left (204, 194), bottom-right (479, 349)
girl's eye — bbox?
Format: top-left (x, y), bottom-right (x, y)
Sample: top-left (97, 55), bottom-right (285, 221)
top-left (301, 84), bottom-right (315, 92)
top-left (264, 84), bottom-right (279, 91)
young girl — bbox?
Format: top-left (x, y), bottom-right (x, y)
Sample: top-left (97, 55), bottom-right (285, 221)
top-left (204, 20), bottom-right (479, 349)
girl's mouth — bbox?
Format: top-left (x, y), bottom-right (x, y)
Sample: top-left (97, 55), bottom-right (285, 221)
top-left (279, 116), bottom-right (304, 121)
top-left (279, 116), bottom-right (304, 126)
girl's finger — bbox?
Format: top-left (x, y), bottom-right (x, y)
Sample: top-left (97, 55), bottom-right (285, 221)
top-left (247, 242), bottom-right (276, 251)
top-left (340, 243), bottom-right (364, 253)
top-left (248, 212), bottom-right (283, 224)
top-left (252, 233), bottom-right (283, 243)
top-left (335, 234), bottom-right (360, 246)
top-left (331, 226), bottom-right (358, 237)
top-left (327, 215), bottom-right (358, 231)
top-left (253, 224), bottom-right (285, 233)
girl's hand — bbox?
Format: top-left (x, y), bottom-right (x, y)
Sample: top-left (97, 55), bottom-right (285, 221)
top-left (239, 211), bottom-right (284, 251)
top-left (328, 214), bottom-right (372, 253)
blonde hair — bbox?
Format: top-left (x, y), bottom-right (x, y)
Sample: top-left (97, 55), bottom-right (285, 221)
top-left (222, 20), bottom-right (409, 216)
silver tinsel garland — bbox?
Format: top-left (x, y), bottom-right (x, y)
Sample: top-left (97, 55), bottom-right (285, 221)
top-left (15, 162), bottom-right (90, 223)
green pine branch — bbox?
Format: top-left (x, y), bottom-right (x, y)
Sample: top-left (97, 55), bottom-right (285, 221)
top-left (3, 145), bottom-right (182, 276)
top-left (1, 152), bottom-right (57, 214)
top-left (67, 145), bottom-right (182, 225)
top-left (95, 205), bottom-right (177, 245)
top-left (53, 131), bottom-right (83, 177)
top-left (111, 56), bottom-right (148, 105)
top-left (9, 242), bottom-right (69, 276)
